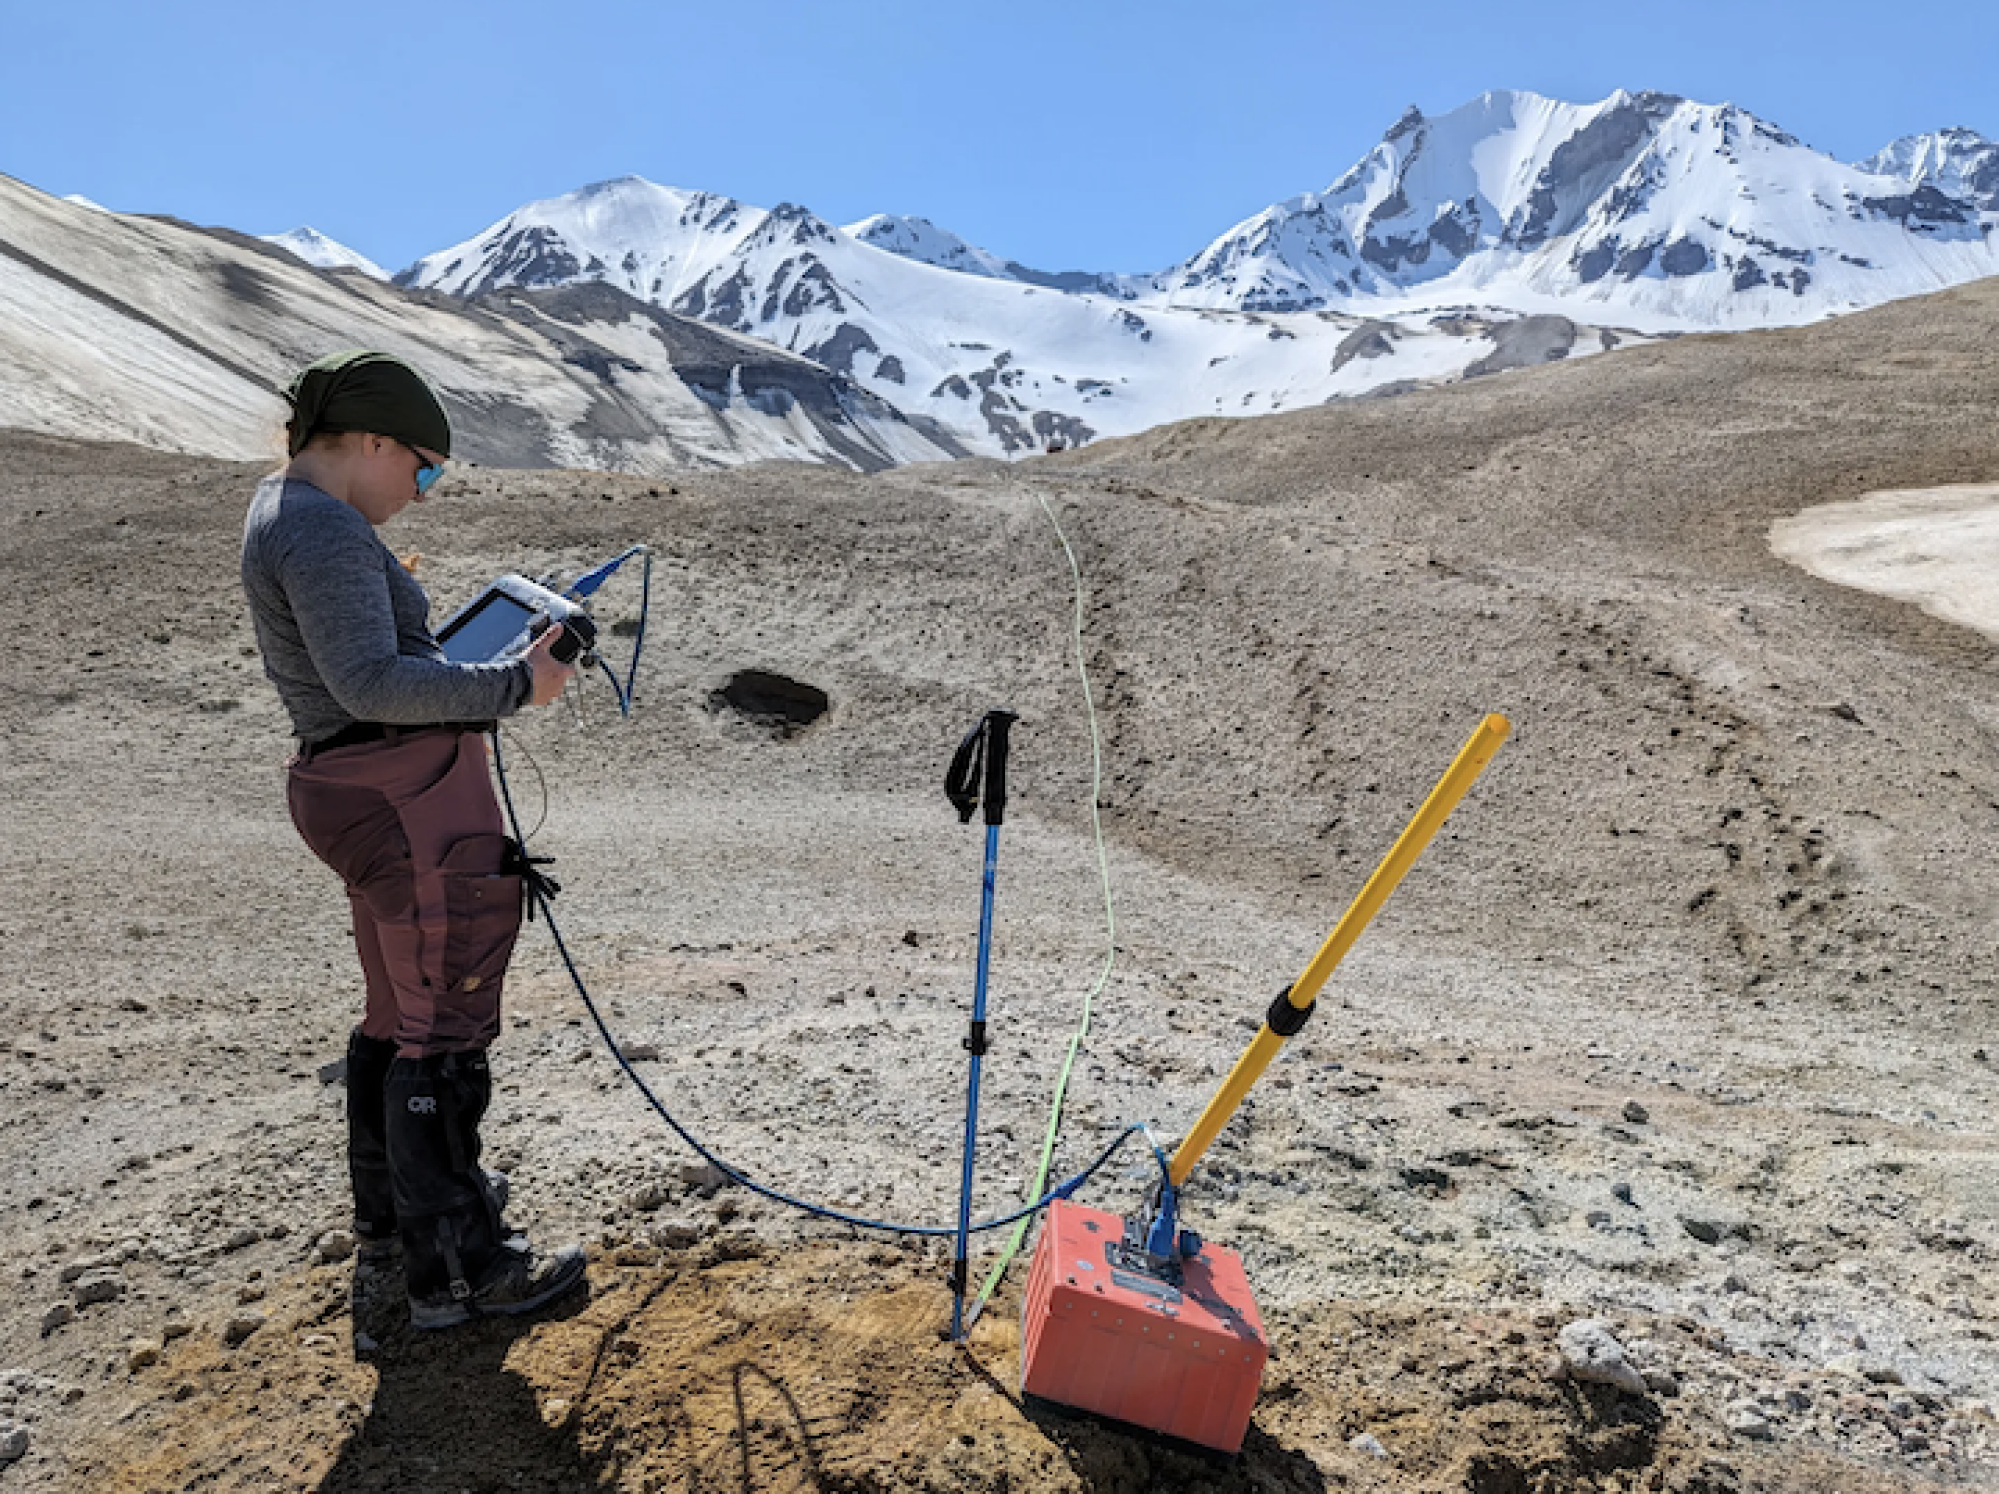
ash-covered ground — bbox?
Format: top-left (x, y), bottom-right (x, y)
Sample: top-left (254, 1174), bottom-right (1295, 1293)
top-left (2, 275), bottom-right (1998, 1492)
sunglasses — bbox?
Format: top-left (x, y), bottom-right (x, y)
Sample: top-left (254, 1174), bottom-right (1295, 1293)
top-left (397, 439), bottom-right (447, 495)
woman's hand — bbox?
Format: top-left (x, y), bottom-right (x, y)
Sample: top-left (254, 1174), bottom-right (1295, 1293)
top-left (523, 625), bottom-right (576, 706)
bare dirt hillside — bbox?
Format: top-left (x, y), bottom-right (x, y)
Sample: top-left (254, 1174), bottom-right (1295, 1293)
top-left (2, 276), bottom-right (1998, 1492)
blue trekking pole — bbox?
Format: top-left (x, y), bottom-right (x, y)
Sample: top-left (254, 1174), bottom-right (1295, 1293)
top-left (944, 709), bottom-right (1019, 1341)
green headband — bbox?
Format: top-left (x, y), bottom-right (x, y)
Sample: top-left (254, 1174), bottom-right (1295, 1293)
top-left (284, 349), bottom-right (452, 459)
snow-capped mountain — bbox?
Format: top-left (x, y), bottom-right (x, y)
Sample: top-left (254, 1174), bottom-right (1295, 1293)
top-left (263, 226), bottom-right (389, 280)
top-left (397, 91), bottom-right (1995, 458)
top-left (1861, 128), bottom-right (1999, 212)
top-left (844, 213), bottom-right (1119, 293)
top-left (1135, 91), bottom-right (1998, 329)
top-left (0, 173), bottom-right (957, 472)
top-left (400, 176), bottom-right (1645, 457)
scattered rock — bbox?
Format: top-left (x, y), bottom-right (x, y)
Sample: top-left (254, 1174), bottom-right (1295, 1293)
top-left (40, 1303), bottom-right (74, 1335)
top-left (162, 1318), bottom-right (192, 1342)
top-left (314, 1230), bottom-right (356, 1264)
top-left (1556, 1319), bottom-right (1648, 1395)
top-left (126, 1340), bottom-right (161, 1373)
top-left (1399, 1165), bottom-right (1454, 1196)
top-left (1348, 1431), bottom-right (1389, 1459)
top-left (1680, 1217), bottom-right (1747, 1245)
top-left (221, 1227), bottom-right (260, 1253)
top-left (650, 1220), bottom-right (703, 1249)
top-left (1826, 1352), bottom-right (1902, 1384)
top-left (73, 1274), bottom-right (124, 1307)
top-left (222, 1312), bottom-right (267, 1347)
top-left (618, 1041), bottom-right (661, 1062)
top-left (317, 1058), bottom-right (347, 1085)
top-left (0, 1421), bottom-right (28, 1465)
top-left (678, 1162), bottom-right (730, 1198)
top-left (1726, 1400), bottom-right (1774, 1439)
top-left (1622, 1100), bottom-right (1650, 1124)
top-left (697, 1232), bottom-right (761, 1266)
top-left (627, 1183), bottom-right (673, 1213)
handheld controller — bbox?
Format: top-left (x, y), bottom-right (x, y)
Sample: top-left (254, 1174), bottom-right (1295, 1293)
top-left (435, 573), bottom-right (598, 667)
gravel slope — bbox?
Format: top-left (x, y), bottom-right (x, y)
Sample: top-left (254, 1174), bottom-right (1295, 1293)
top-left (1, 275), bottom-right (1996, 1491)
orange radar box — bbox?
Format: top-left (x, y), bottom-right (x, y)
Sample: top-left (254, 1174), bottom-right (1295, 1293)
top-left (1020, 1198), bottom-right (1268, 1454)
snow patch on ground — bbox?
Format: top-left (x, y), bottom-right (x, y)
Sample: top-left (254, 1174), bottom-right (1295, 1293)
top-left (1770, 484), bottom-right (1999, 642)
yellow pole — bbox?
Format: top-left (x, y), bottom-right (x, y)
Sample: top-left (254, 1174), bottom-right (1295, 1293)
top-left (1167, 713), bottom-right (1511, 1188)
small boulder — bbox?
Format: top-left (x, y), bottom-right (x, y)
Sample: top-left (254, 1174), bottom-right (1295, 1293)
top-left (40, 1303), bottom-right (74, 1336)
top-left (73, 1274), bottom-right (124, 1307)
top-left (678, 1161), bottom-right (730, 1198)
top-left (1680, 1216), bottom-right (1747, 1245)
top-left (126, 1340), bottom-right (161, 1373)
top-left (618, 1041), bottom-right (661, 1062)
top-left (0, 1421), bottom-right (28, 1465)
top-left (1726, 1401), bottom-right (1774, 1440)
top-left (222, 1312), bottom-right (267, 1348)
top-left (1348, 1431), bottom-right (1389, 1459)
top-left (626, 1183), bottom-right (672, 1213)
top-left (1622, 1100), bottom-right (1650, 1124)
top-left (1557, 1319), bottom-right (1648, 1395)
top-left (314, 1231), bottom-right (356, 1265)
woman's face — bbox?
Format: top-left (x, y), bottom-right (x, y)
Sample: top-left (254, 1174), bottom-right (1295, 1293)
top-left (348, 434), bottom-right (445, 525)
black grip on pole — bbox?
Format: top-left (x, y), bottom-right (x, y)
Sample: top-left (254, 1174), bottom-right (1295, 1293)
top-left (945, 710), bottom-right (1020, 826)
top-left (983, 711), bottom-right (1014, 827)
top-left (1265, 985), bottom-right (1313, 1038)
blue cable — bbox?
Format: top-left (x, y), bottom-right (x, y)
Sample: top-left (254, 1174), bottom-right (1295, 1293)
top-left (563, 547), bottom-right (653, 717)
top-left (489, 730), bottom-right (1147, 1237)
top-left (564, 544), bottom-right (649, 600)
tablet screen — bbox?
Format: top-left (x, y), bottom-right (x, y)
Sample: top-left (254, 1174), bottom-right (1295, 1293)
top-left (438, 590), bottom-right (536, 663)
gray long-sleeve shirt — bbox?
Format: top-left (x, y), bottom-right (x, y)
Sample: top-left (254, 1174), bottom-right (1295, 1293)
top-left (241, 475), bottom-right (532, 743)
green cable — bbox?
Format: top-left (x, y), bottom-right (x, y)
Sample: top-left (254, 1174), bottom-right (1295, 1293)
top-left (968, 489), bottom-right (1118, 1323)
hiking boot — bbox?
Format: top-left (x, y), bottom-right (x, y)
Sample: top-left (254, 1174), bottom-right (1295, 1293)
top-left (385, 1051), bottom-right (580, 1329)
top-left (408, 1241), bottom-right (589, 1332)
top-left (357, 1170), bottom-right (509, 1270)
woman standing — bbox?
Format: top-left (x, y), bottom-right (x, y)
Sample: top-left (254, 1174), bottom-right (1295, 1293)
top-left (241, 349), bottom-right (586, 1330)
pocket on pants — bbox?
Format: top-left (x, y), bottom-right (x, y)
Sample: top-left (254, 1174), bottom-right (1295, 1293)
top-left (437, 833), bottom-right (523, 997)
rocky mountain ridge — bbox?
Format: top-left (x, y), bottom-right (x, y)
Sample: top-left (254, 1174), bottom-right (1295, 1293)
top-left (0, 174), bottom-right (959, 471)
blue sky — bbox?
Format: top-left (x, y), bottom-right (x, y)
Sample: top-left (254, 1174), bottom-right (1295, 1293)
top-left (3, 0), bottom-right (1992, 277)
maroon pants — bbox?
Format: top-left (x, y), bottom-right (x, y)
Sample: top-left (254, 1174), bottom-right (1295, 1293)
top-left (287, 728), bottom-right (523, 1057)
